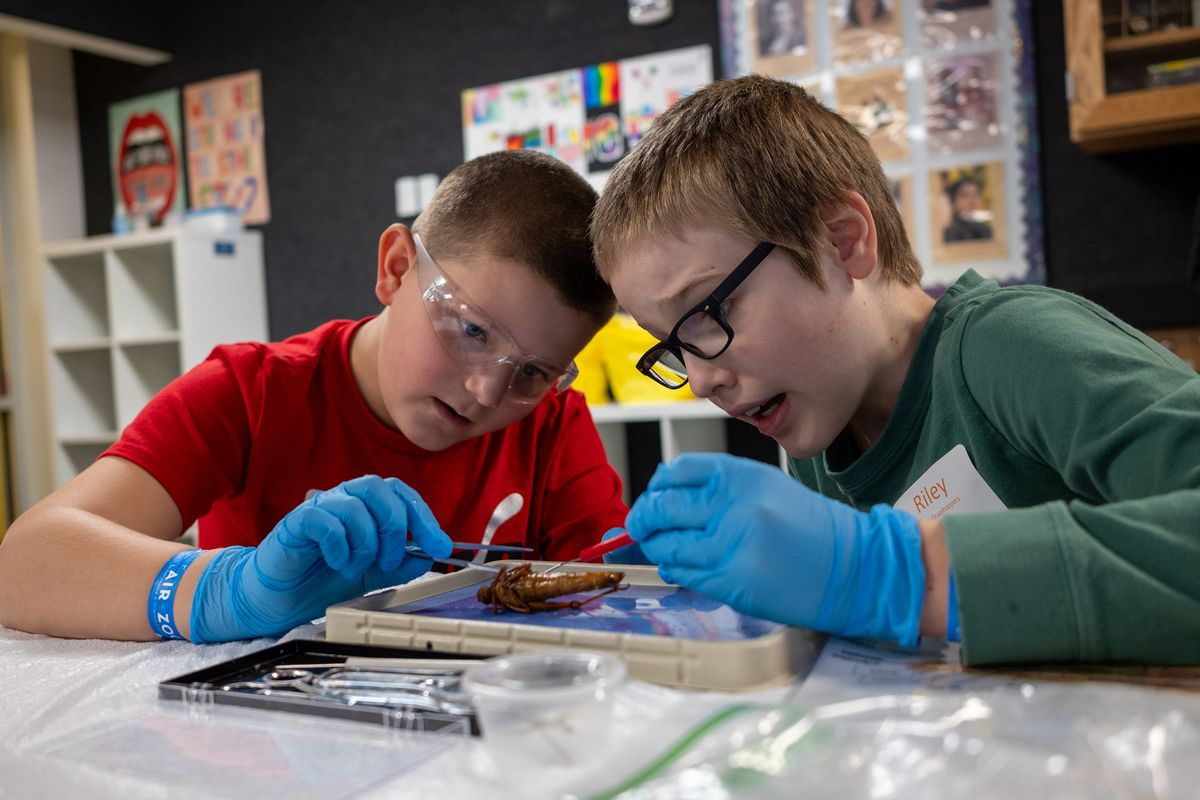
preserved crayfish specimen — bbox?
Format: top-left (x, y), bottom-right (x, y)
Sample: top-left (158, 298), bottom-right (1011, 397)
top-left (477, 563), bottom-right (626, 614)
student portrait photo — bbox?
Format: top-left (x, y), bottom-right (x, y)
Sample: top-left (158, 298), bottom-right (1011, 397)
top-left (924, 53), bottom-right (1002, 154)
top-left (931, 161), bottom-right (1008, 263)
top-left (942, 176), bottom-right (992, 243)
top-left (844, 0), bottom-right (893, 28)
top-left (758, 0), bottom-right (808, 56)
top-left (750, 0), bottom-right (815, 77)
top-left (836, 66), bottom-right (909, 162)
top-left (833, 0), bottom-right (902, 65)
top-left (919, 0), bottom-right (996, 49)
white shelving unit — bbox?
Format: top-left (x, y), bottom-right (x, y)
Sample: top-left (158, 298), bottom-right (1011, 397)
top-left (42, 228), bottom-right (267, 486)
top-left (589, 400), bottom-right (787, 503)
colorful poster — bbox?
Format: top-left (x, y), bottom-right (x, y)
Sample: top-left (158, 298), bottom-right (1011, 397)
top-left (183, 69), bottom-right (271, 225)
top-left (462, 45), bottom-right (713, 189)
top-left (619, 46), bottom-right (714, 152)
top-left (462, 69), bottom-right (587, 176)
top-left (108, 89), bottom-right (186, 224)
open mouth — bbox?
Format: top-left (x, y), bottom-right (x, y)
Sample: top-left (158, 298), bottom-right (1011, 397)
top-left (434, 398), bottom-right (472, 426)
top-left (743, 394), bottom-right (785, 421)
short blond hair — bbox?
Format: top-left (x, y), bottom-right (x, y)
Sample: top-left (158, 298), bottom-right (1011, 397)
top-left (592, 75), bottom-right (921, 288)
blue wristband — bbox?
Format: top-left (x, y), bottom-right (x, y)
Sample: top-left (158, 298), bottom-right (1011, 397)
top-left (945, 572), bottom-right (961, 643)
top-left (148, 549), bottom-right (202, 640)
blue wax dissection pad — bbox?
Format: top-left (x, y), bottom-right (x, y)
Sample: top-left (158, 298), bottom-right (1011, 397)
top-left (386, 582), bottom-right (782, 642)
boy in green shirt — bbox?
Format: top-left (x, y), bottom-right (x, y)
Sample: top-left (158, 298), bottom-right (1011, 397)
top-left (591, 74), bottom-right (1200, 665)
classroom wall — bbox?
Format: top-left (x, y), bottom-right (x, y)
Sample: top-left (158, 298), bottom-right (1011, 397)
top-left (2, 0), bottom-right (1197, 333)
top-left (63, 1), bottom-right (724, 339)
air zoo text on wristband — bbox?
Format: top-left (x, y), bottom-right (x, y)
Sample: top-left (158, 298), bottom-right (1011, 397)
top-left (148, 549), bottom-right (202, 640)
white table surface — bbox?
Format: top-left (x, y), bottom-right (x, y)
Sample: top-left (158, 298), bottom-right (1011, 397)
top-left (3, 622), bottom-right (1199, 799)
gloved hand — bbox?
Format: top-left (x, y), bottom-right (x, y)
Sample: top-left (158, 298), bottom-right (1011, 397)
top-left (626, 453), bottom-right (926, 647)
top-left (190, 475), bottom-right (452, 643)
top-left (600, 526), bottom-right (651, 565)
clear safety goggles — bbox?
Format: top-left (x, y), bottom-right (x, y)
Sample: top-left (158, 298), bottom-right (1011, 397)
top-left (414, 233), bottom-right (578, 404)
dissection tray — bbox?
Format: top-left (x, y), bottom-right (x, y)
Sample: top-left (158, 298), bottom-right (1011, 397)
top-left (325, 562), bottom-right (823, 692)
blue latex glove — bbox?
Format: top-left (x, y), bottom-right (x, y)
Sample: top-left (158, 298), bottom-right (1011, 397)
top-left (600, 526), bottom-right (651, 565)
top-left (626, 453), bottom-right (926, 648)
top-left (190, 475), bottom-right (452, 643)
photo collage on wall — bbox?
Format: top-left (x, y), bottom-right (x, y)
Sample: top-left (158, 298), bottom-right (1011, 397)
top-left (722, 0), bottom-right (1044, 291)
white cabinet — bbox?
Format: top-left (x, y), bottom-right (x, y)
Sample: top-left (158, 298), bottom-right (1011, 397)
top-left (42, 229), bottom-right (267, 486)
top-left (590, 400), bottom-right (787, 503)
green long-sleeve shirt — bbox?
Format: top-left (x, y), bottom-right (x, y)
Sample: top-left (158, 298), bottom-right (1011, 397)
top-left (790, 271), bottom-right (1200, 665)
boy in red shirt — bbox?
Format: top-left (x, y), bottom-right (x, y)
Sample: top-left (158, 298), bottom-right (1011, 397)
top-left (0, 150), bottom-right (626, 643)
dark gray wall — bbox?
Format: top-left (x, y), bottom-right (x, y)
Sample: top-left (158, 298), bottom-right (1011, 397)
top-left (4, 1), bottom-right (1198, 331)
top-left (0, 0), bottom-right (169, 50)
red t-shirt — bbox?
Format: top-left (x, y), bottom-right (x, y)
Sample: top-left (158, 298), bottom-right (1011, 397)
top-left (103, 318), bottom-right (627, 560)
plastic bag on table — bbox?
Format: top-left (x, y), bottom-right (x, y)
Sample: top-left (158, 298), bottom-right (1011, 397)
top-left (587, 681), bottom-right (1200, 799)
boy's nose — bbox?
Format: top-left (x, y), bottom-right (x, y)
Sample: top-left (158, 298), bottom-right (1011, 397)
top-left (465, 364), bottom-right (512, 407)
top-left (681, 351), bottom-right (732, 398)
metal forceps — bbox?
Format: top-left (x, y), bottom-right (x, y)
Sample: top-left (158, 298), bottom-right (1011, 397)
top-left (219, 668), bottom-right (321, 695)
top-left (312, 667), bottom-right (474, 714)
top-left (406, 540), bottom-right (532, 572)
top-left (219, 666), bottom-right (474, 715)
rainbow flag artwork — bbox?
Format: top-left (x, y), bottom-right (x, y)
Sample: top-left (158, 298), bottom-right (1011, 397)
top-left (584, 62), bottom-right (624, 173)
top-left (584, 62), bottom-right (620, 110)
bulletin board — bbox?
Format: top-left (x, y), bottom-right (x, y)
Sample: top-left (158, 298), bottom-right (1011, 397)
top-left (720, 0), bottom-right (1045, 292)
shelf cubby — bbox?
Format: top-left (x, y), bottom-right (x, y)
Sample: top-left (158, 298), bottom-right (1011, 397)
top-left (108, 241), bottom-right (179, 339)
top-left (50, 348), bottom-right (115, 439)
top-left (44, 252), bottom-right (109, 344)
top-left (115, 342), bottom-right (182, 429)
top-left (41, 229), bottom-right (267, 486)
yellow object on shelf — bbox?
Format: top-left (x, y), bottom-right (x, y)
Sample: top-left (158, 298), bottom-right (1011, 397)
top-left (599, 313), bottom-right (697, 405)
top-left (571, 327), bottom-right (611, 406)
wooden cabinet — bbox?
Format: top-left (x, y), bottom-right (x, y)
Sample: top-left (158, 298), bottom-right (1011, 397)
top-left (1142, 325), bottom-right (1200, 368)
top-left (1064, 0), bottom-right (1200, 152)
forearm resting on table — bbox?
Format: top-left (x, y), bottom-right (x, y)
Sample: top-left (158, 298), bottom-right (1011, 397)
top-left (917, 517), bottom-right (950, 638)
top-left (0, 478), bottom-right (218, 641)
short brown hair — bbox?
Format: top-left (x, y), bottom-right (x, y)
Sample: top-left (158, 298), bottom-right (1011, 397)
top-left (414, 150), bottom-right (615, 325)
top-left (592, 74), bottom-right (921, 288)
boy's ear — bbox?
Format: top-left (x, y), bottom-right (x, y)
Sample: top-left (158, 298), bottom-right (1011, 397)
top-left (376, 224), bottom-right (417, 305)
top-left (821, 191), bottom-right (878, 281)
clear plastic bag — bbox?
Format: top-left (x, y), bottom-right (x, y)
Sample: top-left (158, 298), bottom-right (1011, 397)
top-left (588, 681), bottom-right (1200, 799)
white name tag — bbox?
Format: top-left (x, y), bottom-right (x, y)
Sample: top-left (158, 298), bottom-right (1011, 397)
top-left (894, 444), bottom-right (1007, 520)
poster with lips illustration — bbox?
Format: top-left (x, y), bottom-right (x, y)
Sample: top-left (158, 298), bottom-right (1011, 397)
top-left (108, 89), bottom-right (187, 226)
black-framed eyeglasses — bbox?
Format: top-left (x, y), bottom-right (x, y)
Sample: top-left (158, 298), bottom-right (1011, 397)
top-left (637, 242), bottom-right (776, 389)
